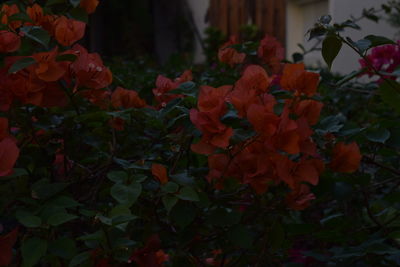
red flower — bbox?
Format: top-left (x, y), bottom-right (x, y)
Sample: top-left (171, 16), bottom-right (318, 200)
top-left (0, 137), bottom-right (19, 177)
top-left (293, 99), bottom-right (323, 126)
top-left (129, 235), bottom-right (169, 267)
top-left (330, 142), bottom-right (361, 173)
top-left (0, 228), bottom-right (18, 266)
top-left (257, 35), bottom-right (284, 73)
top-left (1, 4), bottom-right (21, 29)
top-left (70, 44), bottom-right (113, 90)
top-left (111, 87), bottom-right (146, 109)
top-left (80, 0), bottom-right (99, 14)
top-left (152, 163), bottom-right (168, 185)
top-left (218, 36), bottom-right (246, 66)
top-left (32, 47), bottom-right (67, 82)
top-left (0, 31), bottom-right (21, 53)
top-left (54, 16), bottom-right (86, 46)
top-left (26, 4), bottom-right (44, 25)
top-left (280, 63), bottom-right (320, 96)
top-left (153, 70), bottom-right (192, 107)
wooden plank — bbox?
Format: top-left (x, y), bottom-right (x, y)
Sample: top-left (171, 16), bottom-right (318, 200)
top-left (276, 0), bottom-right (286, 43)
top-left (255, 0), bottom-right (263, 29)
top-left (219, 0), bottom-right (229, 35)
top-left (230, 0), bottom-right (240, 35)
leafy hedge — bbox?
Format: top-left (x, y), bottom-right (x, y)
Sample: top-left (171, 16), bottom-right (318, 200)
top-left (0, 0), bottom-right (399, 266)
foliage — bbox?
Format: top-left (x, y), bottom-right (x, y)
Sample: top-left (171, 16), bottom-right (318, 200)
top-left (0, 0), bottom-right (399, 266)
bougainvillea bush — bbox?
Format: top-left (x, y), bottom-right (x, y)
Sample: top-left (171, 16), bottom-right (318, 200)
top-left (0, 0), bottom-right (399, 266)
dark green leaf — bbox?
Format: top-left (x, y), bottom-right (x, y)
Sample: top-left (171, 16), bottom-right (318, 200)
top-left (69, 0), bottom-right (81, 7)
top-left (69, 252), bottom-right (91, 267)
top-left (49, 238), bottom-right (77, 259)
top-left (47, 212), bottom-right (78, 226)
top-left (107, 171), bottom-right (128, 183)
top-left (365, 127), bottom-right (391, 143)
top-left (170, 201), bottom-right (196, 228)
top-left (322, 34), bottom-right (342, 69)
top-left (22, 238), bottom-right (47, 267)
top-left (16, 210), bottom-right (42, 228)
top-left (20, 26), bottom-right (50, 48)
top-left (364, 35), bottom-right (396, 47)
top-left (162, 195), bottom-right (178, 214)
top-left (110, 182), bottom-right (142, 206)
top-left (228, 225), bottom-right (254, 249)
top-left (8, 57), bottom-right (35, 74)
top-left (162, 182), bottom-right (179, 193)
top-left (177, 187), bottom-right (199, 202)
top-left (31, 181), bottom-right (69, 199)
top-left (56, 54), bottom-right (77, 62)
top-left (379, 80), bottom-right (400, 114)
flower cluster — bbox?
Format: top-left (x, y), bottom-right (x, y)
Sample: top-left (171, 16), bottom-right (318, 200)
top-left (359, 41), bottom-right (400, 81)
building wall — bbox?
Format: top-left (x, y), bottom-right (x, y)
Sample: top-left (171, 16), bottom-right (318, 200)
top-left (186, 0), bottom-right (209, 63)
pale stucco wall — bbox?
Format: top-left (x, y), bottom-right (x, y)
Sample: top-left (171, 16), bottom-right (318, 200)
top-left (186, 0), bottom-right (209, 63)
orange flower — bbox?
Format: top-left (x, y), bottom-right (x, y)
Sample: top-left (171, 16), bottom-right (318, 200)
top-left (1, 4), bottom-right (21, 29)
top-left (218, 36), bottom-right (246, 66)
top-left (26, 4), bottom-right (44, 25)
top-left (151, 163), bottom-right (168, 185)
top-left (70, 44), bottom-right (113, 90)
top-left (54, 16), bottom-right (86, 46)
top-left (293, 99), bottom-right (323, 125)
top-left (330, 142), bottom-right (361, 173)
top-left (257, 35), bottom-right (284, 73)
top-left (280, 63), bottom-right (320, 96)
top-left (32, 48), bottom-right (67, 82)
top-left (197, 85), bottom-right (231, 115)
top-left (0, 31), bottom-right (21, 53)
top-left (0, 136), bottom-right (19, 177)
top-left (80, 0), bottom-right (99, 14)
top-left (235, 65), bottom-right (272, 94)
top-left (153, 70), bottom-right (192, 107)
top-left (111, 87), bottom-right (146, 109)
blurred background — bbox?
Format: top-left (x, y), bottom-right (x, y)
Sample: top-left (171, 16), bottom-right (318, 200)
top-left (86, 0), bottom-right (399, 73)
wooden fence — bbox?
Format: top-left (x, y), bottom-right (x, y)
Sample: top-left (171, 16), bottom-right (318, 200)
top-left (208, 0), bottom-right (286, 43)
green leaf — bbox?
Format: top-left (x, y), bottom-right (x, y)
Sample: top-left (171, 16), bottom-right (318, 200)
top-left (107, 171), bottom-right (128, 183)
top-left (322, 34), bottom-right (342, 69)
top-left (20, 26), bottom-right (50, 48)
top-left (8, 57), bottom-right (35, 74)
top-left (49, 238), bottom-right (77, 259)
top-left (269, 223), bottom-right (285, 251)
top-left (47, 212), bottom-right (78, 226)
top-left (69, 252), bottom-right (91, 267)
top-left (22, 238), bottom-right (47, 267)
top-left (177, 187), bottom-right (199, 202)
top-left (170, 201), bottom-right (196, 228)
top-left (379, 80), bottom-right (400, 114)
top-left (69, 0), bottom-right (81, 7)
top-left (162, 182), bottom-right (179, 193)
top-left (47, 0), bottom-right (66, 6)
top-left (56, 54), bottom-right (77, 62)
top-left (111, 182), bottom-right (142, 206)
top-left (51, 196), bottom-right (81, 208)
top-left (206, 208), bottom-right (241, 226)
top-left (365, 127), bottom-right (391, 143)
top-left (228, 225), bottom-right (254, 249)
top-left (31, 181), bottom-right (69, 199)
top-left (364, 35), bottom-right (395, 47)
top-left (16, 210), bottom-right (42, 228)
top-left (162, 195), bottom-right (178, 214)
